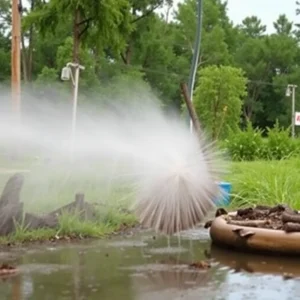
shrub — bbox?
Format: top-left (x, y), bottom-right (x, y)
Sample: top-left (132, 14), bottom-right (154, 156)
top-left (222, 120), bottom-right (300, 161)
top-left (224, 122), bottom-right (264, 161)
top-left (265, 120), bottom-right (295, 160)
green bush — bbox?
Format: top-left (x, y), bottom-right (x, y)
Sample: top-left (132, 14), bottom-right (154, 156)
top-left (265, 120), bottom-right (295, 160)
top-left (224, 122), bottom-right (264, 161)
top-left (223, 120), bottom-right (300, 161)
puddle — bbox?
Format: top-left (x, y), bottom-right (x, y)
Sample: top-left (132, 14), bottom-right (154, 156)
top-left (147, 247), bottom-right (188, 254)
top-left (18, 264), bottom-right (71, 274)
top-left (107, 240), bottom-right (148, 248)
top-left (0, 229), bottom-right (299, 299)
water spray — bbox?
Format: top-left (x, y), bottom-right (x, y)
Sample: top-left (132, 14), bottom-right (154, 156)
top-left (133, 0), bottom-right (223, 236)
top-left (133, 86), bottom-right (225, 236)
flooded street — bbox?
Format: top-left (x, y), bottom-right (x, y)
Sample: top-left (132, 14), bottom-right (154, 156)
top-left (0, 229), bottom-right (300, 300)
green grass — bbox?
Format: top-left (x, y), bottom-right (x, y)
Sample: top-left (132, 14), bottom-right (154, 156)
top-left (0, 155), bottom-right (138, 244)
top-left (0, 211), bottom-right (137, 245)
top-left (2, 153), bottom-right (300, 244)
top-left (226, 158), bottom-right (300, 209)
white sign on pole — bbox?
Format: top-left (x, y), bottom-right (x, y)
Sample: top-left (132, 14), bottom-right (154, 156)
top-left (295, 112), bottom-right (300, 126)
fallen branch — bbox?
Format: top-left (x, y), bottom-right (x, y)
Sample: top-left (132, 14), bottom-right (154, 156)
top-left (283, 222), bottom-right (300, 233)
top-left (282, 212), bottom-right (300, 224)
top-left (227, 220), bottom-right (269, 227)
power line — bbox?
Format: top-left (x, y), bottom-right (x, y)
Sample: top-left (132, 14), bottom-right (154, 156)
top-left (105, 60), bottom-right (292, 89)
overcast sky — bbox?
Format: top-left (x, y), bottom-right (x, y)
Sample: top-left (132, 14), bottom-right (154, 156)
top-left (171, 0), bottom-right (298, 33)
top-left (22, 0), bottom-right (298, 33)
top-left (226, 0), bottom-right (297, 32)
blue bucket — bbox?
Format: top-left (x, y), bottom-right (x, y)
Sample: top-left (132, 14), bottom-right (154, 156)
top-left (215, 181), bottom-right (232, 206)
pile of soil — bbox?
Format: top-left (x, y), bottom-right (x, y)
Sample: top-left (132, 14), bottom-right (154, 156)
top-left (207, 204), bottom-right (300, 233)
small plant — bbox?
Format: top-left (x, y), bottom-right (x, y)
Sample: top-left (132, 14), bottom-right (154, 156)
top-left (225, 121), bottom-right (264, 161)
top-left (56, 211), bottom-right (105, 238)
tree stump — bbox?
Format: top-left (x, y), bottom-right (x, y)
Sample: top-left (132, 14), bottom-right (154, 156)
top-left (0, 174), bottom-right (100, 236)
top-left (0, 174), bottom-right (24, 235)
top-left (46, 193), bottom-right (98, 222)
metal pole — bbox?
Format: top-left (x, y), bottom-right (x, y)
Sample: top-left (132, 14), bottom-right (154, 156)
top-left (292, 85), bottom-right (297, 138)
top-left (11, 0), bottom-right (21, 118)
top-left (70, 66), bottom-right (80, 160)
top-left (187, 0), bottom-right (203, 133)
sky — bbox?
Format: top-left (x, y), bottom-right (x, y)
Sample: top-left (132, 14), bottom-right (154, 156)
top-left (21, 0), bottom-right (298, 34)
top-left (226, 0), bottom-right (297, 33)
top-left (171, 0), bottom-right (298, 33)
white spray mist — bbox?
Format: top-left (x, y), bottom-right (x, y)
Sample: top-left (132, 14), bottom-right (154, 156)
top-left (0, 84), bottom-right (226, 234)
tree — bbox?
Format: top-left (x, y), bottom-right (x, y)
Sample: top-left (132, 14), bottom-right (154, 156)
top-left (194, 65), bottom-right (247, 139)
top-left (233, 37), bottom-right (268, 122)
top-left (128, 14), bottom-right (180, 107)
top-left (274, 14), bottom-right (293, 35)
top-left (23, 0), bottom-right (133, 65)
top-left (0, 0), bottom-right (11, 82)
top-left (174, 0), bottom-right (233, 67)
top-left (119, 0), bottom-right (172, 65)
top-left (240, 16), bottom-right (266, 38)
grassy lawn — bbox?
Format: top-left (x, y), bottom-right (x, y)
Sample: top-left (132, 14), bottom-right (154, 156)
top-left (1, 153), bottom-right (299, 243)
top-left (226, 158), bottom-right (300, 209)
top-left (0, 154), bottom-right (138, 244)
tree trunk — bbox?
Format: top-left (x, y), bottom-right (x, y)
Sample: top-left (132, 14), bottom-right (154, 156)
top-left (70, 8), bottom-right (81, 99)
top-left (27, 0), bottom-right (35, 81)
top-left (124, 43), bottom-right (132, 65)
top-left (73, 8), bottom-right (81, 64)
top-left (21, 39), bottom-right (28, 83)
top-left (19, 0), bottom-right (28, 83)
top-left (19, 0), bottom-right (35, 82)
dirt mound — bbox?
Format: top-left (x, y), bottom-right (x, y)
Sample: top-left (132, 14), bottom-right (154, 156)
top-left (206, 204), bottom-right (300, 233)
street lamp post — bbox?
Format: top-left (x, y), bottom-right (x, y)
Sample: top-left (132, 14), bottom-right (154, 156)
top-left (187, 0), bottom-right (203, 134)
top-left (61, 62), bottom-right (85, 159)
top-left (286, 84), bottom-right (297, 138)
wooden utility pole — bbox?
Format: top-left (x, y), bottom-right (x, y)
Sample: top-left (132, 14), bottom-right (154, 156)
top-left (11, 0), bottom-right (21, 117)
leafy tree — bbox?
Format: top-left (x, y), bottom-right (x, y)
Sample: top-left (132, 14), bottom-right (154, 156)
top-left (239, 16), bottom-right (266, 38)
top-left (0, 0), bottom-right (300, 135)
top-left (274, 14), bottom-right (293, 35)
top-left (174, 0), bottom-right (233, 67)
top-left (233, 37), bottom-right (268, 122)
top-left (0, 0), bottom-right (11, 81)
top-left (23, 0), bottom-right (133, 65)
top-left (194, 65), bottom-right (247, 139)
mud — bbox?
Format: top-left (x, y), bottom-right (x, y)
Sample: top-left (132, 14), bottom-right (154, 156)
top-left (0, 229), bottom-right (299, 299)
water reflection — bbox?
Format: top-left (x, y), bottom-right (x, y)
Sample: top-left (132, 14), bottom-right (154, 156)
top-left (211, 245), bottom-right (300, 300)
top-left (0, 233), bottom-right (300, 299)
top-left (210, 245), bottom-right (300, 276)
top-left (130, 263), bottom-right (220, 300)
